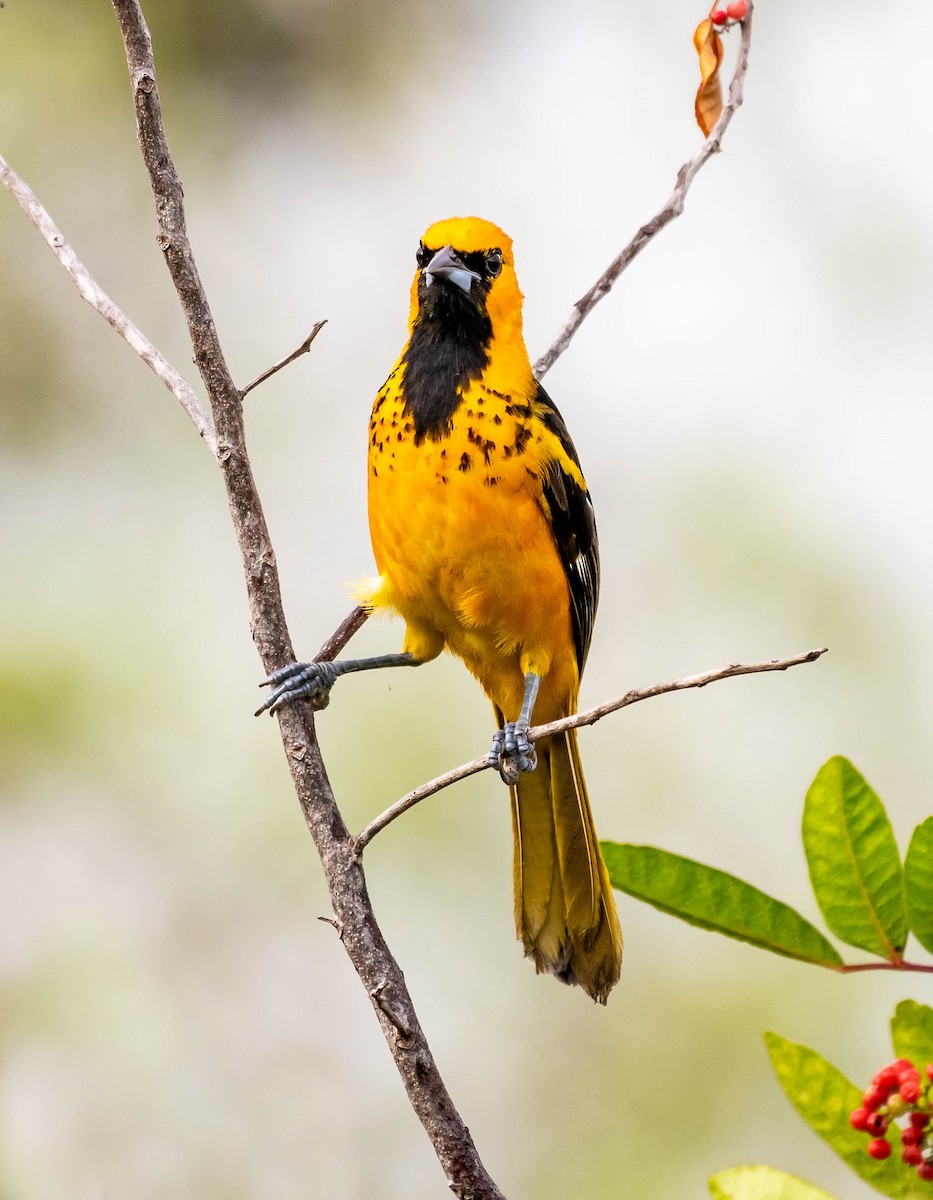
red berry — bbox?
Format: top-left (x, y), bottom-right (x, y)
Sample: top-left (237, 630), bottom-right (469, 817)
top-left (903, 1126), bottom-right (921, 1146)
top-left (912, 1111), bottom-right (931, 1130)
top-left (864, 1085), bottom-right (888, 1111)
top-left (895, 1059), bottom-right (916, 1072)
top-left (868, 1137), bottom-right (892, 1160)
top-left (903, 1145), bottom-right (924, 1166)
top-left (867, 1112), bottom-right (889, 1136)
top-left (874, 1064), bottom-right (902, 1090)
top-left (902, 1081), bottom-right (922, 1104)
top-left (850, 1107), bottom-right (871, 1131)
top-left (726, 0), bottom-right (748, 18)
top-left (919, 1161), bottom-right (933, 1181)
top-left (901, 1068), bottom-right (922, 1084)
top-left (710, 8), bottom-right (728, 23)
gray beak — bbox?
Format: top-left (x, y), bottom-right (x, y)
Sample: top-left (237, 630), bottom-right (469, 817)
top-left (424, 244), bottom-right (481, 294)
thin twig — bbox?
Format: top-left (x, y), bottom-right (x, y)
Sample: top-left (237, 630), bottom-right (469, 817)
top-left (242, 320), bottom-right (327, 397)
top-left (314, 605), bottom-right (370, 663)
top-left (535, 643), bottom-right (823, 742)
top-left (0, 150), bottom-right (217, 454)
top-left (109, 4), bottom-right (504, 1196)
top-left (354, 758), bottom-right (488, 857)
top-left (533, 4), bottom-right (754, 380)
top-left (353, 646), bottom-right (826, 854)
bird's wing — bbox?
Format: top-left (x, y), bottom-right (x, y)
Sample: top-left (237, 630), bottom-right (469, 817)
top-left (534, 382), bottom-right (600, 673)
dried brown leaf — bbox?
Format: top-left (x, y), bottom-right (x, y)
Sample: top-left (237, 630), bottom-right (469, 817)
top-left (693, 17), bottom-right (724, 137)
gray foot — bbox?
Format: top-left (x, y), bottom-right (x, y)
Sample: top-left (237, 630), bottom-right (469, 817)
top-left (488, 723), bottom-right (538, 785)
top-left (255, 661), bottom-right (338, 717)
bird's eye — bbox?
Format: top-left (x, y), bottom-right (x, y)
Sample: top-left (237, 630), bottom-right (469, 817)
top-left (415, 243), bottom-right (431, 268)
top-left (485, 249), bottom-right (503, 278)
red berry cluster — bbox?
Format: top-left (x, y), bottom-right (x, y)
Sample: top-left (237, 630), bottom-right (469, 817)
top-left (710, 1), bottom-right (748, 26)
top-left (850, 1059), bottom-right (933, 1180)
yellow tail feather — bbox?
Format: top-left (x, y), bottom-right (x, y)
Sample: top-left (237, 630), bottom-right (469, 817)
top-left (510, 728), bottom-right (622, 1003)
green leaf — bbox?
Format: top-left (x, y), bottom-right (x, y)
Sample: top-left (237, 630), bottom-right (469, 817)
top-left (765, 1032), bottom-right (923, 1199)
top-left (601, 843), bottom-right (842, 967)
top-left (802, 756), bottom-right (907, 958)
top-left (709, 1165), bottom-right (837, 1200)
top-left (891, 999), bottom-right (933, 1069)
top-left (904, 819), bottom-right (933, 954)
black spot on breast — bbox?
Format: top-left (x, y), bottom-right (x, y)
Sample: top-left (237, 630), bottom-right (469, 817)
top-left (513, 425), bottom-right (532, 455)
top-left (458, 452), bottom-right (472, 472)
top-left (467, 426), bottom-right (497, 464)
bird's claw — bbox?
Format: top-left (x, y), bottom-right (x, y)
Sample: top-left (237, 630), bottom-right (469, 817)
top-left (488, 723), bottom-right (537, 785)
top-left (255, 660), bottom-right (338, 717)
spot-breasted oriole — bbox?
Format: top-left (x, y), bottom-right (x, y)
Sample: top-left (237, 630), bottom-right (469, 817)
top-left (259, 217), bottom-right (622, 1002)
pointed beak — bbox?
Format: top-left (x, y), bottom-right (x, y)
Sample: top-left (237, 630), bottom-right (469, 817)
top-left (423, 244), bottom-right (480, 293)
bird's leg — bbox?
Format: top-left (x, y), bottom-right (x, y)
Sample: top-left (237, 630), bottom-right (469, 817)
top-left (255, 652), bottom-right (415, 717)
top-left (489, 672), bottom-right (541, 785)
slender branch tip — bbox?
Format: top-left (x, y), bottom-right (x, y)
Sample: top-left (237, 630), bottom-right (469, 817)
top-left (242, 319), bottom-right (328, 397)
top-left (533, 2), bottom-right (753, 379)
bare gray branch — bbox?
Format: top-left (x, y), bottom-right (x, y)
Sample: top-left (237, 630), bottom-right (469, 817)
top-left (0, 151), bottom-right (217, 453)
top-left (354, 645), bottom-right (825, 854)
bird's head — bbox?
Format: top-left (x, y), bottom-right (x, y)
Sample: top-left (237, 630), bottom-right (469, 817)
top-left (407, 216), bottom-right (526, 352)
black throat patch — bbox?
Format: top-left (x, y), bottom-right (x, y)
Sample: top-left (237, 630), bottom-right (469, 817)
top-left (400, 278), bottom-right (492, 444)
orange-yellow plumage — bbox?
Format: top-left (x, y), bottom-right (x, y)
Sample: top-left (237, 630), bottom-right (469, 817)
top-left (362, 217), bottom-right (622, 1002)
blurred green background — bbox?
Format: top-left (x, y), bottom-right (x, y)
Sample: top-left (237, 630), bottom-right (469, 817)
top-left (2, 1), bottom-right (933, 1196)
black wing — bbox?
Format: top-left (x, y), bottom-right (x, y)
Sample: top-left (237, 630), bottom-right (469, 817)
top-left (535, 382), bottom-right (600, 674)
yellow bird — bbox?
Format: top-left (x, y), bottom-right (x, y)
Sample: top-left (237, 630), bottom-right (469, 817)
top-left (259, 217), bottom-right (622, 1002)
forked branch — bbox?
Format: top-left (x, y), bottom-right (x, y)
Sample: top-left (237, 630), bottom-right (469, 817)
top-left (108, 3), bottom-right (505, 1196)
top-left (2, 4), bottom-right (760, 1195)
